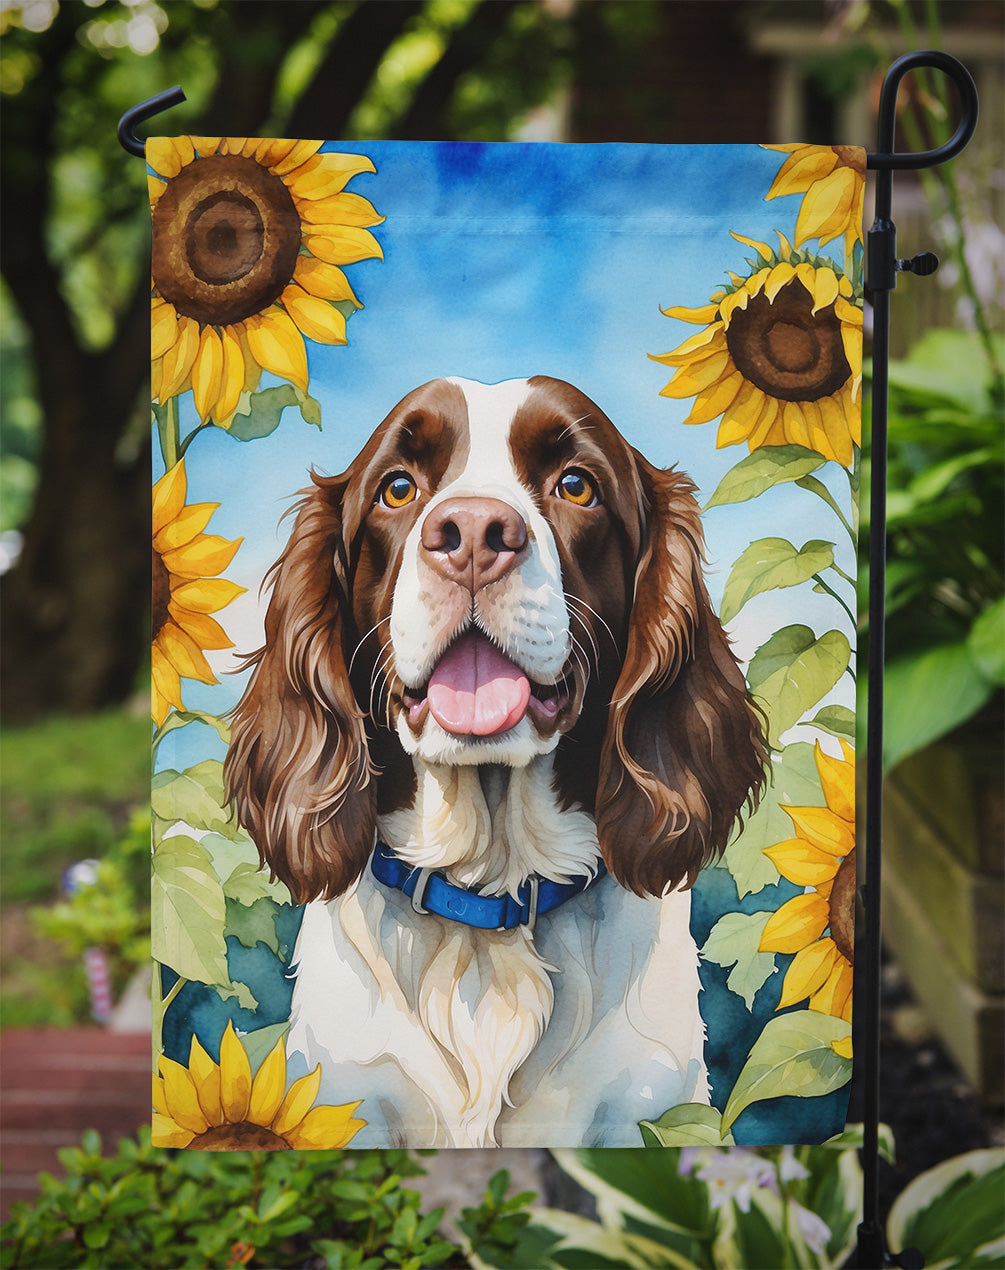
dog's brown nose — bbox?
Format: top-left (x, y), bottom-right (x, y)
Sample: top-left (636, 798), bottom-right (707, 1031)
top-left (420, 497), bottom-right (528, 592)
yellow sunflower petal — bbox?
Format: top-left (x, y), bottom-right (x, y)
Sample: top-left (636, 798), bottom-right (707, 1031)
top-left (660, 302), bottom-right (722, 325)
top-left (148, 174), bottom-right (167, 206)
top-left (157, 620), bottom-right (217, 684)
top-left (159, 1055), bottom-right (211, 1135)
top-left (170, 607), bottom-right (233, 652)
top-left (272, 1065), bottom-right (322, 1138)
top-left (801, 400), bottom-right (836, 464)
top-left (719, 288), bottom-right (751, 330)
top-left (808, 268), bottom-right (840, 316)
top-left (244, 309), bottom-right (309, 392)
top-left (151, 300), bottom-right (179, 359)
top-left (189, 1034), bottom-right (224, 1127)
top-left (293, 255), bottom-right (361, 305)
top-left (716, 380), bottom-right (768, 448)
top-left (267, 139), bottom-right (324, 176)
top-left (153, 501), bottom-right (219, 554)
top-left (818, 394), bottom-right (855, 465)
top-left (831, 1034), bottom-right (854, 1059)
top-left (685, 370), bottom-right (745, 427)
top-left (285, 152), bottom-right (376, 200)
top-left (297, 191), bottom-right (384, 228)
top-left (282, 287), bottom-right (349, 346)
top-left (796, 167), bottom-right (857, 248)
top-left (746, 391), bottom-right (784, 451)
top-left (303, 225), bottom-right (384, 266)
top-left (171, 576), bottom-right (246, 614)
top-left (282, 1102), bottom-right (366, 1150)
top-left (219, 1022), bottom-right (253, 1124)
top-left (765, 837), bottom-right (841, 888)
top-left (653, 322), bottom-right (726, 368)
top-left (152, 1112), bottom-right (196, 1149)
top-left (730, 231), bottom-right (773, 261)
top-left (253, 138), bottom-right (302, 167)
top-left (809, 958), bottom-right (854, 1021)
top-left (151, 649), bottom-right (183, 723)
top-left (148, 136), bottom-right (195, 181)
top-left (759, 892), bottom-right (830, 954)
top-left (783, 803), bottom-right (855, 856)
top-left (660, 350), bottom-right (732, 399)
top-left (158, 315), bottom-right (201, 401)
top-left (161, 532), bottom-right (242, 580)
top-left (216, 325), bottom-right (247, 423)
top-left (220, 136), bottom-right (253, 156)
top-left (152, 1072), bottom-right (170, 1117)
top-left (766, 146), bottom-right (839, 200)
top-left (781, 400), bottom-right (815, 451)
top-left (152, 461), bottom-right (187, 536)
top-left (777, 938), bottom-right (842, 1008)
top-left (192, 326), bottom-right (225, 424)
top-left (814, 741), bottom-right (855, 824)
top-left (189, 136), bottom-right (222, 159)
top-left (764, 262), bottom-right (797, 303)
top-left (248, 1038), bottom-right (288, 1128)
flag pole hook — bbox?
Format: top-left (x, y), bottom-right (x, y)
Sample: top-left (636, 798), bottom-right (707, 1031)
top-left (117, 85), bottom-right (187, 157)
top-left (858, 49), bottom-right (977, 1270)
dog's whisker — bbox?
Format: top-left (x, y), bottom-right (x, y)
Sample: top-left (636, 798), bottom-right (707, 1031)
top-left (350, 615), bottom-right (393, 678)
top-left (566, 593), bottom-right (618, 656)
top-left (567, 604), bottom-right (601, 670)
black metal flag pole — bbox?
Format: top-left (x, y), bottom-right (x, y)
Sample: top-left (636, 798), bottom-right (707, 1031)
top-left (858, 50), bottom-right (978, 1270)
top-left (118, 53), bottom-right (980, 1269)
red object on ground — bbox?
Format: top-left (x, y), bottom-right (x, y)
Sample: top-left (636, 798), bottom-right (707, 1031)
top-left (0, 1028), bottom-right (150, 1221)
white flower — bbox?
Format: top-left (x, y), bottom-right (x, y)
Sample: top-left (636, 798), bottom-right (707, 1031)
top-left (694, 1148), bottom-right (776, 1213)
top-left (789, 1198), bottom-right (832, 1256)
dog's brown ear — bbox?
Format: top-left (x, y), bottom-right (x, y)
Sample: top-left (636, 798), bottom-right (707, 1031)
top-left (224, 474), bottom-right (376, 904)
top-left (596, 457), bottom-right (768, 897)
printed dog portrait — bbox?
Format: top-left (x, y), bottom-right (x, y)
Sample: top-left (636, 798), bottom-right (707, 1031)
top-left (224, 375), bottom-right (768, 1147)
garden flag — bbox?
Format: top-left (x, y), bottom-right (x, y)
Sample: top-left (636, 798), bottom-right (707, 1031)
top-left (150, 138), bottom-right (863, 1150)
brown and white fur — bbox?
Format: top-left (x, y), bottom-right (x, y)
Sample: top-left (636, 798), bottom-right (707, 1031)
top-left (225, 376), bottom-right (767, 1147)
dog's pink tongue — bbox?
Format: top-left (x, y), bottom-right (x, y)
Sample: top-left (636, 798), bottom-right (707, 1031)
top-left (427, 633), bottom-right (531, 737)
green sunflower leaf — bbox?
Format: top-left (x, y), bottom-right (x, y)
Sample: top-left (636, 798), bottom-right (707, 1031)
top-left (700, 909), bottom-right (777, 1009)
top-left (720, 539), bottom-right (834, 624)
top-left (225, 383), bottom-right (322, 442)
top-left (152, 834), bottom-right (229, 985)
top-left (151, 759), bottom-right (242, 840)
top-left (224, 893), bottom-right (281, 954)
top-left (721, 1010), bottom-right (852, 1134)
top-left (747, 626), bottom-right (851, 749)
top-left (639, 1102), bottom-right (736, 1147)
top-left (810, 704), bottom-right (856, 739)
top-left (704, 445), bottom-right (826, 509)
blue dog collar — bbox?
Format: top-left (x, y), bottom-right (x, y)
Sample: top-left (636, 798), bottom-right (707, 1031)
top-left (370, 840), bottom-right (607, 932)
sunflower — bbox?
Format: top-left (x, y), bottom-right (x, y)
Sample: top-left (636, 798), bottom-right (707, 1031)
top-left (651, 232), bottom-right (863, 466)
top-left (764, 144), bottom-right (866, 259)
top-left (153, 1021), bottom-right (366, 1150)
top-left (148, 137), bottom-right (383, 425)
top-left (152, 459), bottom-right (244, 726)
top-left (758, 739), bottom-right (855, 1025)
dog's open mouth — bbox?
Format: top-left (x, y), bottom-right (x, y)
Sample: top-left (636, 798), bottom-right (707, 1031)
top-left (402, 630), bottom-right (571, 738)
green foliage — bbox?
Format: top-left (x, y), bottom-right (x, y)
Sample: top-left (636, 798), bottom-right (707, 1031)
top-left (886, 1148), bottom-right (1005, 1270)
top-left (0, 1128), bottom-right (535, 1269)
top-left (863, 329), bottom-right (1005, 768)
top-left (0, 707), bottom-right (150, 903)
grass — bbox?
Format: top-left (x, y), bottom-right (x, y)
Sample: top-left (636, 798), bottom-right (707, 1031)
top-left (1, 703), bottom-right (149, 1027)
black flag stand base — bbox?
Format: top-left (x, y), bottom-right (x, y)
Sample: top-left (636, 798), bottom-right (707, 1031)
top-left (119, 50), bottom-right (981, 1270)
top-left (858, 50), bottom-right (978, 1270)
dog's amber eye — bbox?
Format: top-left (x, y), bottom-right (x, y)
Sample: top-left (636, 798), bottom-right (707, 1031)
top-left (380, 473), bottom-right (418, 509)
top-left (557, 470), bottom-right (598, 507)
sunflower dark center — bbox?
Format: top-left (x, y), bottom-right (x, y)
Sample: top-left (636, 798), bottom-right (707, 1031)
top-left (152, 154), bottom-right (300, 326)
top-left (828, 848), bottom-right (856, 965)
top-left (189, 1122), bottom-right (291, 1151)
top-left (725, 279), bottom-right (851, 403)
top-left (152, 546), bottom-right (171, 641)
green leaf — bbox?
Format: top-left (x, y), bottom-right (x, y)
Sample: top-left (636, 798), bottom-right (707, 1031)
top-left (237, 1022), bottom-right (290, 1077)
top-left (151, 835), bottom-right (229, 985)
top-left (225, 894), bottom-right (281, 954)
top-left (200, 832), bottom-right (259, 886)
top-left (639, 1102), bottom-right (736, 1148)
top-left (151, 760), bottom-right (242, 840)
top-left (152, 709), bottom-right (231, 759)
top-left (224, 383), bottom-right (322, 442)
top-left (887, 1148), bottom-right (1005, 1270)
top-left (747, 626), bottom-right (851, 749)
top-left (968, 598), bottom-right (1005, 687)
top-left (810, 704), bottom-right (856, 739)
top-left (217, 978), bottom-right (259, 1011)
top-left (700, 910), bottom-right (776, 1009)
top-left (720, 539), bottom-right (835, 625)
top-left (704, 445), bottom-right (825, 509)
top-left (223, 859), bottom-right (290, 905)
top-left (721, 1010), bottom-right (852, 1134)
top-left (887, 328), bottom-right (1002, 416)
top-left (715, 741), bottom-right (824, 897)
top-left (884, 640), bottom-right (995, 770)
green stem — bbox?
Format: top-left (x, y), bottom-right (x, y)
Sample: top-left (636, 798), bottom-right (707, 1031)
top-left (794, 474), bottom-right (857, 545)
top-left (178, 421), bottom-right (212, 460)
top-left (151, 960), bottom-right (186, 1070)
top-left (813, 573), bottom-right (856, 627)
top-left (829, 561), bottom-right (856, 587)
top-left (158, 396), bottom-right (180, 471)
